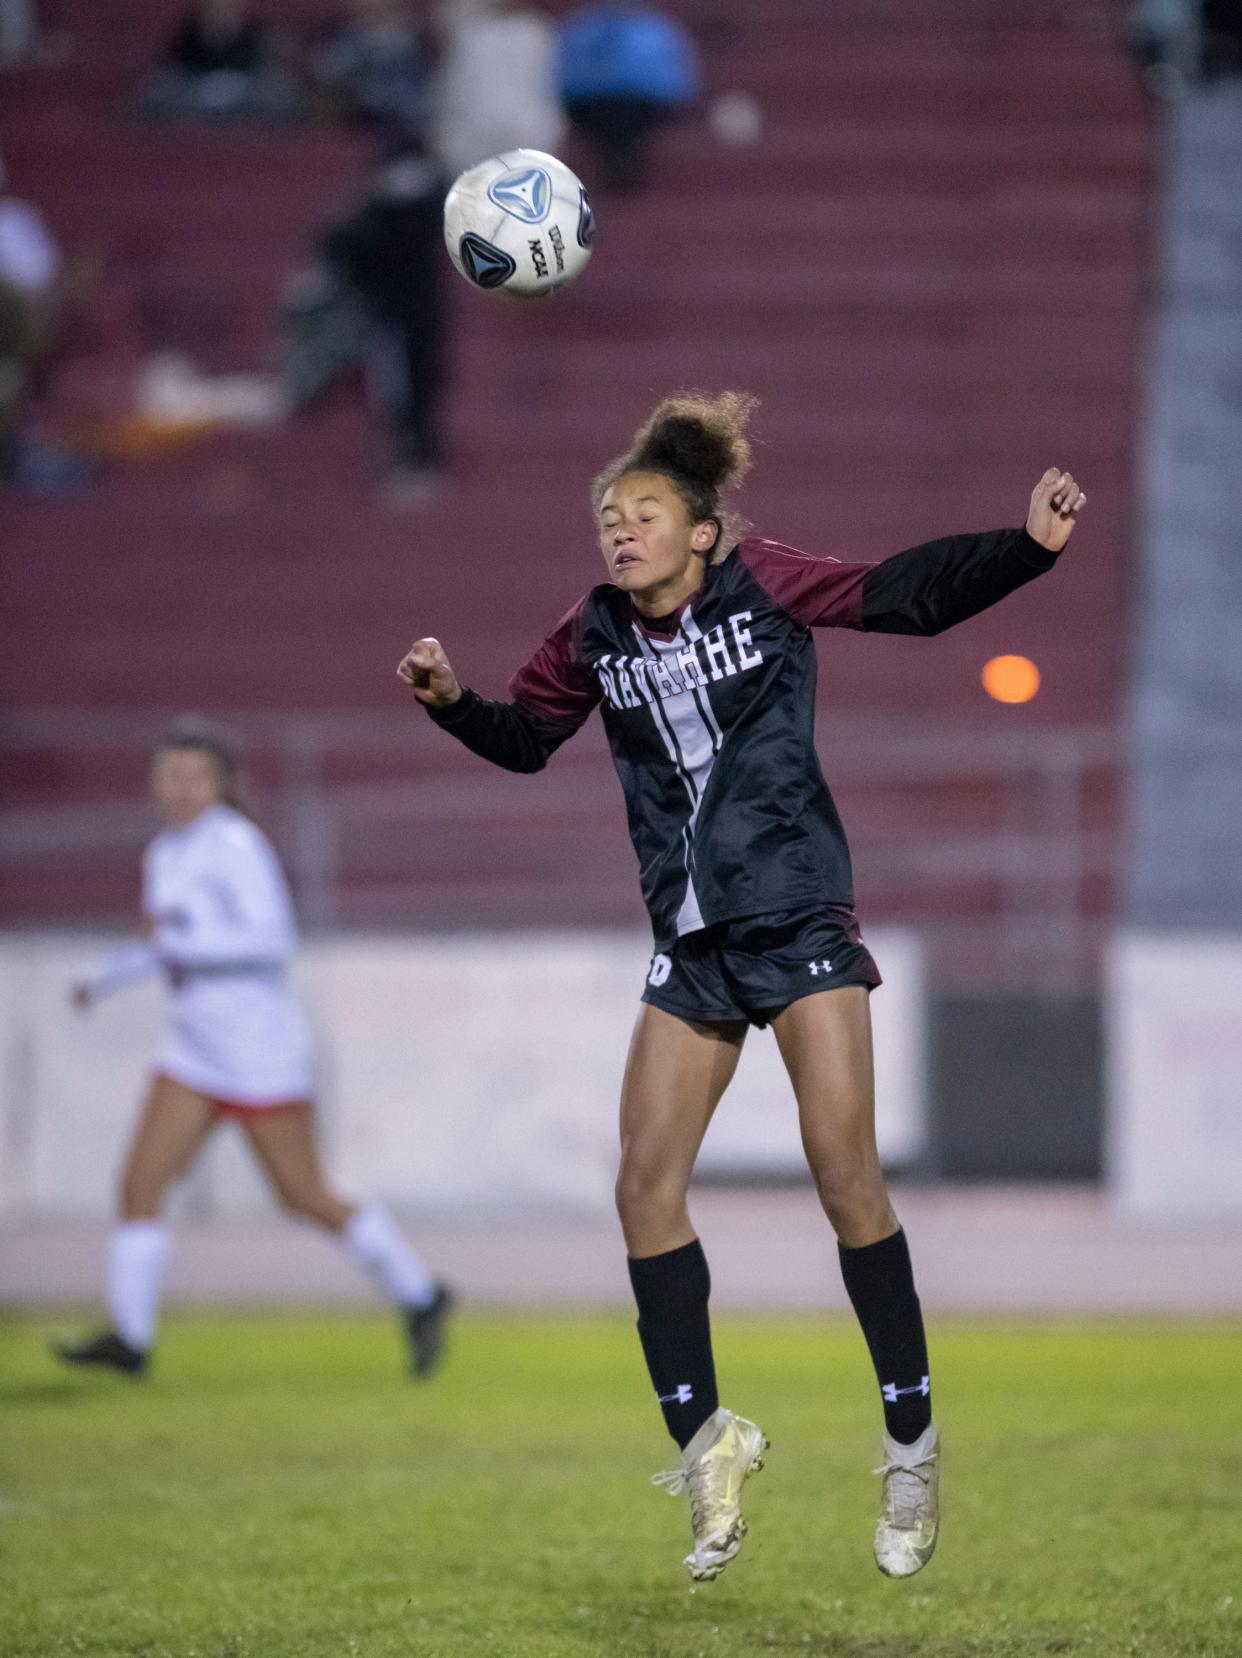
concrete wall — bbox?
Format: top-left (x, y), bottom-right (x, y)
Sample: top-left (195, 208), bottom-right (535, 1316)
top-left (1106, 932), bottom-right (1242, 1220)
top-left (0, 929), bottom-right (927, 1221)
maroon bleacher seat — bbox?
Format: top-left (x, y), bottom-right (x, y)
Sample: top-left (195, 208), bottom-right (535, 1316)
top-left (2, 0), bottom-right (1149, 983)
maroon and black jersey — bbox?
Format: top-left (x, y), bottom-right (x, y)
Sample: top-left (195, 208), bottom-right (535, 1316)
top-left (428, 526), bottom-right (1059, 947)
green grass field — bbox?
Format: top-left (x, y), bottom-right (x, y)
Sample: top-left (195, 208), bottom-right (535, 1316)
top-left (1, 1311), bottom-right (1239, 1658)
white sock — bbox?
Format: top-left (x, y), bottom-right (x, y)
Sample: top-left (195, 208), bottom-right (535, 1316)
top-left (107, 1221), bottom-right (170, 1351)
top-left (343, 1203), bottom-right (436, 1309)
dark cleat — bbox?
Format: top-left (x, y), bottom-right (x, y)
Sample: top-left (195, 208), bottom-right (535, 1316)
top-left (52, 1329), bottom-right (149, 1377)
top-left (403, 1285), bottom-right (454, 1378)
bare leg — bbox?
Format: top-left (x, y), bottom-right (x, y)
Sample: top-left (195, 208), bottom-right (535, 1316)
top-left (119, 1074), bottom-right (218, 1220)
top-left (54, 1075), bottom-right (216, 1364)
top-left (771, 985), bottom-right (897, 1247)
top-left (617, 1004), bottom-right (744, 1450)
top-left (619, 1005), bottom-right (767, 1578)
top-left (616, 1004), bottom-right (746, 1257)
top-left (774, 986), bottom-right (934, 1476)
top-left (238, 1103), bottom-right (353, 1231)
top-left (241, 1106), bottom-right (442, 1356)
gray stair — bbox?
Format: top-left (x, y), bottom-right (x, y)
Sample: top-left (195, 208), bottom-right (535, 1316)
top-left (1128, 85), bottom-right (1242, 924)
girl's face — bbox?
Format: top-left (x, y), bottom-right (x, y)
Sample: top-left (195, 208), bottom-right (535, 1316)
top-left (151, 747), bottom-right (223, 827)
top-left (598, 471), bottom-right (718, 602)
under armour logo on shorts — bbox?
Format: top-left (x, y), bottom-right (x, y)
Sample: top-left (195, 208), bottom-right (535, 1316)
top-left (808, 959), bottom-right (833, 976)
top-left (648, 953), bottom-right (673, 987)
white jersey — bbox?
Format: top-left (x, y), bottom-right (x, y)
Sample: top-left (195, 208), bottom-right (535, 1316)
top-left (86, 805), bottom-right (314, 1105)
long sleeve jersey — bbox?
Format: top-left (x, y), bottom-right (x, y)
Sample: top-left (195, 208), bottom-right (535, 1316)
top-left (83, 804), bottom-right (299, 998)
top-left (144, 804), bottom-right (298, 972)
top-left (428, 527), bottom-right (1060, 947)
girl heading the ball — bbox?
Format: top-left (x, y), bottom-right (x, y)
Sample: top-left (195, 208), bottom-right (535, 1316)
top-left (399, 391), bottom-right (1084, 1581)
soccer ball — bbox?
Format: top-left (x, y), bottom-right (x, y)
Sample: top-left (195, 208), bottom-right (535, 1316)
top-left (444, 149), bottom-right (596, 300)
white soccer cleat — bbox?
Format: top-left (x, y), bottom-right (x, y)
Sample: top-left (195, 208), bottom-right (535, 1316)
top-left (874, 1423), bottom-right (940, 1578)
top-left (651, 1407), bottom-right (769, 1581)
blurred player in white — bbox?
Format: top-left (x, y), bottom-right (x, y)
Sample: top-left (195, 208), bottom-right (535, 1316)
top-left (53, 717), bottom-right (452, 1379)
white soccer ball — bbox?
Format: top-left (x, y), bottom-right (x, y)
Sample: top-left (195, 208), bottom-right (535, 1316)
top-left (443, 149), bottom-right (596, 300)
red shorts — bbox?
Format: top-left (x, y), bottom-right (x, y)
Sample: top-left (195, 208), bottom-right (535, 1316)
top-left (152, 1071), bottom-right (311, 1121)
top-left (210, 1096), bottom-right (309, 1123)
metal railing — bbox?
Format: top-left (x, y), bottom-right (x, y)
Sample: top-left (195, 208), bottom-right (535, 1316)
top-left (1, 708), bottom-right (1127, 986)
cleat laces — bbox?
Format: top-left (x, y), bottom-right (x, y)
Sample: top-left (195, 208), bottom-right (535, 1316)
top-left (652, 1461), bottom-right (725, 1542)
top-left (874, 1451), bottom-right (936, 1530)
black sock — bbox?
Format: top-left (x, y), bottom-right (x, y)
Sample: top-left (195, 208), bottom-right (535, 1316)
top-left (838, 1227), bottom-right (932, 1444)
top-left (628, 1239), bottom-right (719, 1448)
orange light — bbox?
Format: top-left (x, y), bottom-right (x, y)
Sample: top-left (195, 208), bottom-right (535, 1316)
top-left (982, 654), bottom-right (1040, 704)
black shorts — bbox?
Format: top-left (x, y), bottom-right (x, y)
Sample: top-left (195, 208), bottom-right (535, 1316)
top-left (640, 905), bottom-right (882, 1030)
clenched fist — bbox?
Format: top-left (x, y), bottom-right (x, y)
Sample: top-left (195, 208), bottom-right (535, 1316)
top-left (1026, 468), bottom-right (1086, 554)
top-left (396, 637), bottom-right (463, 709)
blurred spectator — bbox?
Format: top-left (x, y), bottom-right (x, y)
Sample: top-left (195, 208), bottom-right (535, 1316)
top-left (1126, 0), bottom-right (1242, 90)
top-left (557, 3), bottom-right (700, 191)
top-left (1201, 0), bottom-right (1242, 79)
top-left (0, 156), bottom-right (91, 495)
top-left (139, 0), bottom-right (304, 123)
top-left (0, 277), bottom-right (41, 477)
top-left (312, 0), bottom-right (428, 131)
top-left (0, 182), bottom-right (58, 303)
top-left (0, 0), bottom-right (37, 62)
top-left (167, 0), bottom-right (266, 75)
top-left (1126, 0), bottom-right (1196, 93)
top-left (429, 0), bottom-right (564, 179)
top-left (282, 137), bottom-right (448, 506)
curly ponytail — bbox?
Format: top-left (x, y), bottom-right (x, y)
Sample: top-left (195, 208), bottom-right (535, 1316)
top-left (592, 389), bottom-right (757, 557)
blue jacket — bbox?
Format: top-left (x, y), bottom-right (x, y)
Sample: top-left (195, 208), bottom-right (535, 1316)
top-left (558, 6), bottom-right (700, 105)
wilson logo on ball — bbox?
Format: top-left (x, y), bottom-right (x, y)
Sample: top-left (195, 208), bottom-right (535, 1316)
top-left (458, 233), bottom-right (517, 288)
top-left (487, 167), bottom-right (552, 224)
top-left (444, 149), bottom-right (594, 298)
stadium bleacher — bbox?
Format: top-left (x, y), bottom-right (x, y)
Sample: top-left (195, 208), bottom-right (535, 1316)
top-left (2, 0), bottom-right (1151, 984)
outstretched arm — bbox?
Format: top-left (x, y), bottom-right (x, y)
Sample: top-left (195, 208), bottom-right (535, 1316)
top-left (72, 832), bottom-right (296, 1007)
top-left (398, 621), bottom-right (597, 773)
top-left (71, 939), bottom-right (160, 1011)
top-left (740, 469), bottom-right (1086, 636)
top-left (862, 469), bottom-right (1085, 635)
top-left (1024, 467), bottom-right (1086, 553)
